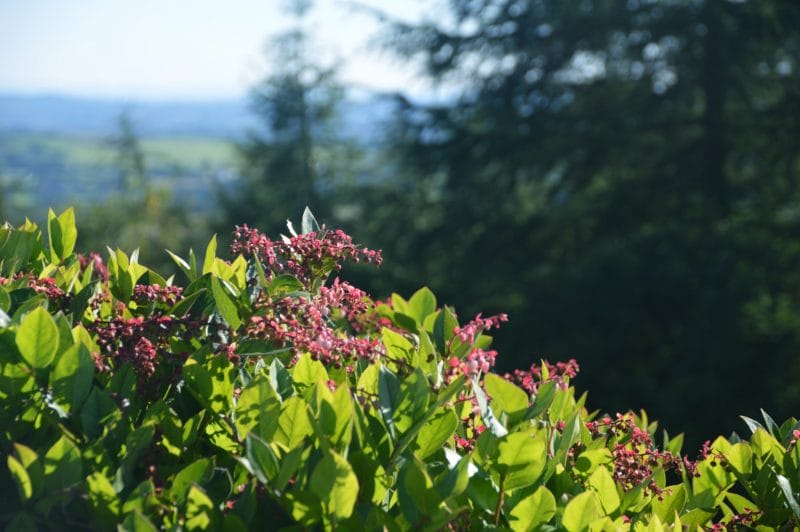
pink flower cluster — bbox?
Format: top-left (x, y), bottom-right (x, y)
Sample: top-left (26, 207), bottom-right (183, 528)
top-left (231, 224), bottom-right (382, 285)
top-left (133, 284), bottom-right (184, 306)
top-left (247, 287), bottom-right (385, 370)
top-left (90, 314), bottom-right (188, 387)
top-left (318, 278), bottom-right (370, 331)
top-left (453, 313), bottom-right (508, 344)
top-left (26, 275), bottom-right (67, 303)
top-left (448, 348), bottom-right (498, 378)
top-left (504, 358), bottom-right (580, 394)
top-left (582, 413), bottom-right (683, 499)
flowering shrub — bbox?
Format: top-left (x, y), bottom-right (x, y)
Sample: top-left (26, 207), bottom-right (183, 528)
top-left (1, 208), bottom-right (800, 530)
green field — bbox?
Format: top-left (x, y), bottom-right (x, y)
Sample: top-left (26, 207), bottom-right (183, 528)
top-left (0, 131), bottom-right (238, 169)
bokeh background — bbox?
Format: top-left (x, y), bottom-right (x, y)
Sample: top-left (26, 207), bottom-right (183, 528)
top-left (2, 0), bottom-right (799, 450)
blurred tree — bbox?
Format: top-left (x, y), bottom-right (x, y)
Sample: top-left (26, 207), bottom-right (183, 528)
top-left (220, 0), bottom-right (360, 235)
top-left (109, 111), bottom-right (147, 192)
top-left (371, 0), bottom-right (800, 445)
top-left (79, 112), bottom-right (205, 273)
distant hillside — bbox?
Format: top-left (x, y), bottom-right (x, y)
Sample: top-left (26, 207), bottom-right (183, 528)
top-left (0, 92), bottom-right (396, 141)
top-left (0, 94), bottom-right (254, 137)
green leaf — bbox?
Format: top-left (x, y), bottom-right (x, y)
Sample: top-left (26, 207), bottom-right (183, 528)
top-left (509, 485), bottom-right (556, 532)
top-left (185, 484), bottom-right (220, 530)
top-left (0, 286), bottom-right (10, 312)
top-left (244, 433), bottom-right (279, 484)
top-left (484, 373), bottom-right (529, 421)
top-left (203, 235), bottom-right (218, 275)
top-left (210, 276), bottom-right (242, 330)
top-left (381, 328), bottom-right (414, 364)
top-left (11, 444), bottom-right (43, 499)
top-left (43, 435), bottom-right (82, 491)
top-left (524, 380), bottom-right (556, 420)
top-left (310, 450), bottom-right (359, 520)
top-left (120, 510), bottom-right (158, 532)
top-left (183, 353), bottom-right (235, 414)
top-left (47, 208), bottom-right (77, 262)
top-left (235, 375), bottom-right (280, 441)
top-left (50, 342), bottom-right (94, 412)
top-left (166, 249), bottom-right (197, 282)
top-left (86, 471), bottom-right (120, 527)
top-left (415, 410), bottom-right (459, 459)
top-left (378, 365), bottom-right (401, 439)
top-left (562, 491), bottom-right (601, 532)
top-left (170, 458), bottom-right (214, 504)
top-left (435, 454), bottom-right (471, 501)
top-left (777, 474), bottom-right (800, 520)
top-left (496, 430), bottom-right (547, 490)
top-left (270, 358), bottom-right (294, 400)
top-left (291, 353), bottom-right (328, 388)
top-left (721, 442), bottom-right (752, 475)
top-left (7, 455), bottom-right (33, 500)
top-left (407, 287), bottom-right (437, 324)
top-left (16, 305), bottom-right (59, 368)
top-left (267, 274), bottom-right (305, 296)
top-left (391, 375), bottom-right (467, 464)
top-left (69, 281), bottom-right (98, 323)
top-left (275, 396), bottom-right (313, 449)
top-left (432, 305), bottom-right (458, 354)
top-left (587, 466), bottom-right (620, 514)
top-left (651, 484), bottom-right (686, 524)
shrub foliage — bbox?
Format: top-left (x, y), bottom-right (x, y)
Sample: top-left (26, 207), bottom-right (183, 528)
top-left (1, 208), bottom-right (799, 530)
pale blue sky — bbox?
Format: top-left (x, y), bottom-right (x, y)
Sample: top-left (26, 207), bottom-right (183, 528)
top-left (0, 0), bottom-right (431, 100)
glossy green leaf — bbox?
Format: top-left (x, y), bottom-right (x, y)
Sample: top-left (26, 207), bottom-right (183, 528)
top-left (292, 353), bottom-right (328, 388)
top-left (120, 510), bottom-right (158, 532)
top-left (185, 484), bottom-right (220, 530)
top-left (267, 274), bottom-right (304, 296)
top-left (484, 373), bottom-right (528, 420)
top-left (587, 466), bottom-right (620, 514)
top-left (378, 365), bottom-right (401, 439)
top-left (170, 458), bottom-right (214, 503)
top-left (509, 485), bottom-right (556, 531)
top-left (562, 491), bottom-right (601, 532)
top-left (496, 430), bottom-right (547, 490)
top-left (651, 484), bottom-right (686, 524)
top-left (276, 396), bottom-right (313, 449)
top-left (50, 342), bottom-right (94, 412)
top-left (245, 433), bottom-right (279, 484)
top-left (86, 472), bottom-right (120, 526)
top-left (7, 454), bottom-right (32, 500)
top-left (43, 435), bottom-right (82, 491)
top-left (407, 287), bottom-right (437, 324)
top-left (777, 474), bottom-right (800, 520)
top-left (235, 374), bottom-right (280, 440)
top-left (48, 208), bottom-right (77, 262)
top-left (202, 235), bottom-right (218, 275)
top-left (415, 410), bottom-right (459, 459)
top-left (210, 276), bottom-right (242, 330)
top-left (16, 305), bottom-right (59, 368)
top-left (310, 450), bottom-right (359, 520)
